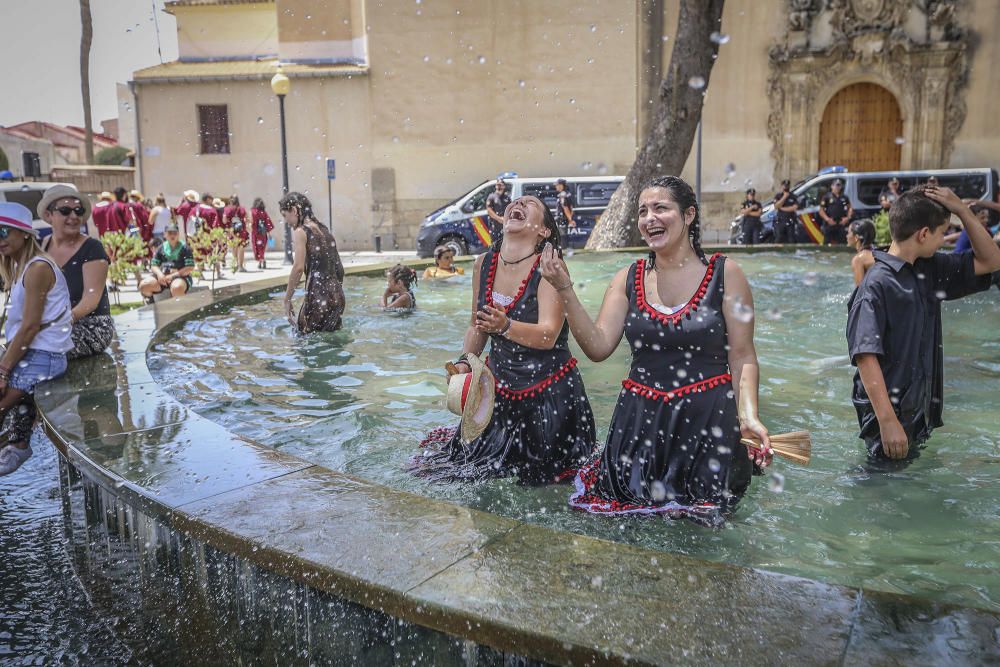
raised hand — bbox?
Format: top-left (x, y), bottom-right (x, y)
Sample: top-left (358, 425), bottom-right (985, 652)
top-left (924, 186), bottom-right (965, 215)
top-left (539, 242), bottom-right (572, 290)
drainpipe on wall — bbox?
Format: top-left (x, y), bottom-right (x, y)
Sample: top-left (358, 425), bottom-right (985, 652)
top-left (128, 80), bottom-right (144, 194)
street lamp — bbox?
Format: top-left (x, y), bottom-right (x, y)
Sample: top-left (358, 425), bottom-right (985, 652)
top-left (270, 67), bottom-right (293, 264)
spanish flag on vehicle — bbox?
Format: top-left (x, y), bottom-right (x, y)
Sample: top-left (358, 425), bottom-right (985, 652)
top-left (799, 213), bottom-right (824, 244)
top-left (470, 216), bottom-right (493, 247)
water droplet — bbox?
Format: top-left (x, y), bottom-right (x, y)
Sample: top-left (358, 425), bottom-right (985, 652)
top-left (391, 135), bottom-right (400, 143)
top-left (710, 31), bottom-right (730, 44)
top-left (894, 136), bottom-right (905, 145)
top-left (710, 426), bottom-right (724, 439)
top-left (724, 162), bottom-right (736, 178)
top-left (589, 24), bottom-right (597, 32)
top-left (768, 472), bottom-right (785, 493)
top-left (651, 480), bottom-right (667, 501)
top-left (423, 55), bottom-right (430, 62)
top-left (934, 290), bottom-right (947, 300)
top-left (732, 300), bottom-right (754, 323)
top-left (580, 161), bottom-right (592, 170)
top-left (477, 55), bottom-right (486, 64)
top-left (257, 117), bottom-right (264, 124)
top-left (803, 272), bottom-right (818, 287)
top-left (765, 307), bottom-right (782, 320)
top-left (708, 458), bottom-right (721, 473)
top-left (569, 98), bottom-right (576, 104)
top-left (517, 79), bottom-right (526, 88)
top-left (590, 575), bottom-right (603, 588)
top-left (688, 76), bottom-right (706, 89)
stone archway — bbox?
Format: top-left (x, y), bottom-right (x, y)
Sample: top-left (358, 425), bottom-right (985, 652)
top-left (818, 82), bottom-right (902, 172)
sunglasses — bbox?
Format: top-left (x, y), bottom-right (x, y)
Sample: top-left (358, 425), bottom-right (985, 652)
top-left (53, 206), bottom-right (86, 217)
top-left (0, 226), bottom-right (20, 239)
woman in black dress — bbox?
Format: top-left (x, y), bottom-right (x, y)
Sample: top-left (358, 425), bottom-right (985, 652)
top-left (416, 195), bottom-right (595, 484)
top-left (540, 176), bottom-right (772, 524)
top-left (280, 192), bottom-right (345, 333)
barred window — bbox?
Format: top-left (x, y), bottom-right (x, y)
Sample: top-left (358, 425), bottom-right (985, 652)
top-left (198, 105), bottom-right (230, 154)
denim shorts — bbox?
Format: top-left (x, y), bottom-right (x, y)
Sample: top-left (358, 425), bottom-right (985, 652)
top-left (9, 348), bottom-right (68, 394)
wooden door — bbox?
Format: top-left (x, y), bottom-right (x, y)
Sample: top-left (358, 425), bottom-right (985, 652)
top-left (818, 83), bottom-right (902, 172)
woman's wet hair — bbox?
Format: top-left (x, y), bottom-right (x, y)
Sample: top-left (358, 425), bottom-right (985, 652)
top-left (849, 219), bottom-right (876, 249)
top-left (433, 245), bottom-right (454, 261)
top-left (489, 196), bottom-right (562, 256)
top-left (252, 197), bottom-right (266, 211)
top-left (387, 264), bottom-right (418, 289)
top-left (641, 175), bottom-right (708, 266)
top-left (278, 191), bottom-right (317, 225)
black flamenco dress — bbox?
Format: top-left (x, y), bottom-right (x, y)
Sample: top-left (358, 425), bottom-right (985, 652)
top-left (569, 253), bottom-right (753, 520)
top-left (417, 250), bottom-right (596, 484)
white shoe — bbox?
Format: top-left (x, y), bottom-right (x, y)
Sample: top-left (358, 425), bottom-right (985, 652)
top-left (0, 444), bottom-right (32, 476)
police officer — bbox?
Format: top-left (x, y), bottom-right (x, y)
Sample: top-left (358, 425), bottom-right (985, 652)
top-left (739, 188), bottom-right (763, 245)
top-left (555, 178), bottom-right (575, 247)
top-left (485, 179), bottom-right (511, 237)
top-left (773, 179), bottom-right (798, 244)
top-left (819, 179), bottom-right (852, 245)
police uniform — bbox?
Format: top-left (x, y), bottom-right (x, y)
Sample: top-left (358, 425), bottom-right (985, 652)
top-left (556, 189), bottom-right (575, 246)
top-left (486, 190), bottom-right (511, 237)
top-left (820, 191), bottom-right (851, 244)
top-left (740, 198), bottom-right (763, 245)
top-left (772, 190), bottom-right (798, 243)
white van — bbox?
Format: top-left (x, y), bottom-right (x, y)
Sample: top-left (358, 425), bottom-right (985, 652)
top-left (0, 181), bottom-right (74, 239)
top-left (416, 175), bottom-right (624, 257)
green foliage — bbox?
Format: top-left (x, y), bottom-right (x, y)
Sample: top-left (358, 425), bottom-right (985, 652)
top-left (187, 226), bottom-right (229, 289)
top-left (95, 146), bottom-right (129, 166)
top-left (101, 231), bottom-right (147, 304)
top-left (872, 210), bottom-right (891, 247)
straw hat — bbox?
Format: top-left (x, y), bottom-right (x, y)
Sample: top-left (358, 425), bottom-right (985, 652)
top-left (99, 191), bottom-right (113, 202)
top-left (212, 197), bottom-right (225, 209)
top-left (183, 190), bottom-right (199, 202)
top-left (37, 184), bottom-right (91, 222)
top-left (129, 189), bottom-right (144, 201)
top-left (446, 353), bottom-right (495, 443)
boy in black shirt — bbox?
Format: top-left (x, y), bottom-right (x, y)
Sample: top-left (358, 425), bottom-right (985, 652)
top-left (846, 186), bottom-right (1000, 461)
top-left (140, 224), bottom-right (196, 301)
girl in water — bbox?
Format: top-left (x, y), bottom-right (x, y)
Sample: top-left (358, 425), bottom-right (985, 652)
top-left (415, 196), bottom-right (595, 484)
top-left (540, 176), bottom-right (772, 525)
top-left (281, 192), bottom-right (345, 333)
top-left (382, 264), bottom-right (418, 310)
top-left (847, 219), bottom-right (876, 286)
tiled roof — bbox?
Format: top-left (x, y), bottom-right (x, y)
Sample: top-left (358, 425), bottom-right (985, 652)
top-left (133, 59), bottom-right (366, 82)
top-left (165, 0), bottom-right (273, 8)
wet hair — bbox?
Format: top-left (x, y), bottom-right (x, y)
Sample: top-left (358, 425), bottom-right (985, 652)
top-left (387, 264), bottom-right (418, 289)
top-left (114, 187), bottom-right (128, 202)
top-left (433, 244), bottom-right (454, 260)
top-left (889, 187), bottom-right (949, 241)
top-left (278, 191), bottom-right (318, 226)
top-left (488, 196), bottom-right (562, 257)
top-left (641, 175), bottom-right (708, 266)
top-left (252, 197), bottom-right (266, 211)
top-left (229, 195), bottom-right (240, 207)
top-left (849, 219), bottom-right (875, 249)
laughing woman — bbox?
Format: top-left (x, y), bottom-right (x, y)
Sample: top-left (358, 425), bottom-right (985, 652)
top-left (540, 176), bottom-right (772, 525)
top-left (415, 195), bottom-right (595, 484)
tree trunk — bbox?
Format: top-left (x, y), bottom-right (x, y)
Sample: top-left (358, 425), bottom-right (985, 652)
top-left (587, 0), bottom-right (725, 249)
top-left (80, 0), bottom-right (95, 164)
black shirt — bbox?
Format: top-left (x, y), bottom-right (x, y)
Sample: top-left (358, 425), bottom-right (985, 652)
top-left (486, 191), bottom-right (511, 218)
top-left (57, 237), bottom-right (111, 317)
top-left (741, 198), bottom-right (762, 222)
top-left (820, 192), bottom-right (850, 222)
top-left (774, 191), bottom-right (798, 221)
top-left (556, 190), bottom-right (575, 226)
top-left (152, 241), bottom-right (195, 274)
top-left (846, 250), bottom-right (990, 452)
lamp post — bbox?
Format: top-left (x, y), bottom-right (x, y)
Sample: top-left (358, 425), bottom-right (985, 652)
top-left (270, 67), bottom-right (293, 264)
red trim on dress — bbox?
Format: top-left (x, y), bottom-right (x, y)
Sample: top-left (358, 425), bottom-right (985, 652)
top-left (495, 357), bottom-right (578, 400)
top-left (634, 252), bottom-right (722, 325)
top-left (621, 373), bottom-right (732, 403)
top-left (484, 250), bottom-right (540, 314)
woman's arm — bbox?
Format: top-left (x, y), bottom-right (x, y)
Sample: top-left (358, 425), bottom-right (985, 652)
top-left (72, 259), bottom-right (109, 321)
top-left (451, 255), bottom-right (489, 375)
top-left (0, 263), bottom-right (56, 380)
top-left (721, 259), bottom-right (772, 464)
top-left (386, 292), bottom-right (412, 309)
top-left (283, 227), bottom-right (307, 324)
top-left (850, 254), bottom-right (866, 286)
top-left (330, 233), bottom-right (345, 283)
top-left (539, 244), bottom-right (627, 361)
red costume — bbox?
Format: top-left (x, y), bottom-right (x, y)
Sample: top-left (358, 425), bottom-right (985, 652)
top-left (223, 205), bottom-right (249, 243)
top-left (250, 209), bottom-right (274, 261)
top-left (112, 200), bottom-right (131, 233)
top-left (190, 203), bottom-right (219, 231)
top-left (91, 200), bottom-right (114, 236)
top-left (175, 199), bottom-right (196, 224)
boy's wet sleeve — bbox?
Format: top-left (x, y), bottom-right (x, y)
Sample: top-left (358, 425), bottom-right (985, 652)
top-left (932, 251), bottom-right (991, 300)
top-left (847, 288), bottom-right (885, 365)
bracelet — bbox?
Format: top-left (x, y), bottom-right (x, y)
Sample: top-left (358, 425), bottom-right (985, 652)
top-left (554, 281), bottom-right (574, 291)
top-left (498, 318), bottom-right (513, 338)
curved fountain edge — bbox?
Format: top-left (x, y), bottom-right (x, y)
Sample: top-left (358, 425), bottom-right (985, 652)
top-left (36, 247), bottom-right (1000, 665)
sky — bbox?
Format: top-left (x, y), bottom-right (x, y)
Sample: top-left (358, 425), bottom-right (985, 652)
top-left (0, 0), bottom-right (179, 128)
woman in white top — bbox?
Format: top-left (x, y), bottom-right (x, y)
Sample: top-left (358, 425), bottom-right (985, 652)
top-left (0, 202), bottom-right (73, 477)
top-left (150, 193), bottom-right (174, 241)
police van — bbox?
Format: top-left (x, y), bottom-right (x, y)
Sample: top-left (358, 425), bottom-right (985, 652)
top-left (416, 175), bottom-right (624, 257)
top-left (729, 167), bottom-right (999, 243)
top-left (0, 181), bottom-right (69, 239)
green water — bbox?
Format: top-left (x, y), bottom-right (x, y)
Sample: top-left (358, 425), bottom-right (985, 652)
top-left (150, 250), bottom-right (1000, 611)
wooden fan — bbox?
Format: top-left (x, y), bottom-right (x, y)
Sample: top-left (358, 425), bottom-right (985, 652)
top-left (741, 431), bottom-right (811, 466)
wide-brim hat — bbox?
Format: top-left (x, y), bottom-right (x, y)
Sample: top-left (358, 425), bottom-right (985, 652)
top-left (183, 190), bottom-right (199, 202)
top-left (0, 202), bottom-right (39, 237)
top-left (212, 198), bottom-right (225, 208)
top-left (446, 353), bottom-right (495, 443)
top-left (38, 184), bottom-right (91, 221)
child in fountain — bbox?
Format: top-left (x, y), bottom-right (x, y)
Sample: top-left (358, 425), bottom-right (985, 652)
top-left (381, 264), bottom-right (418, 310)
top-left (847, 186), bottom-right (1000, 462)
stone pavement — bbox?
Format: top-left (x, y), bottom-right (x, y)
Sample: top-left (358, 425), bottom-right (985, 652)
top-left (110, 249), bottom-right (418, 306)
